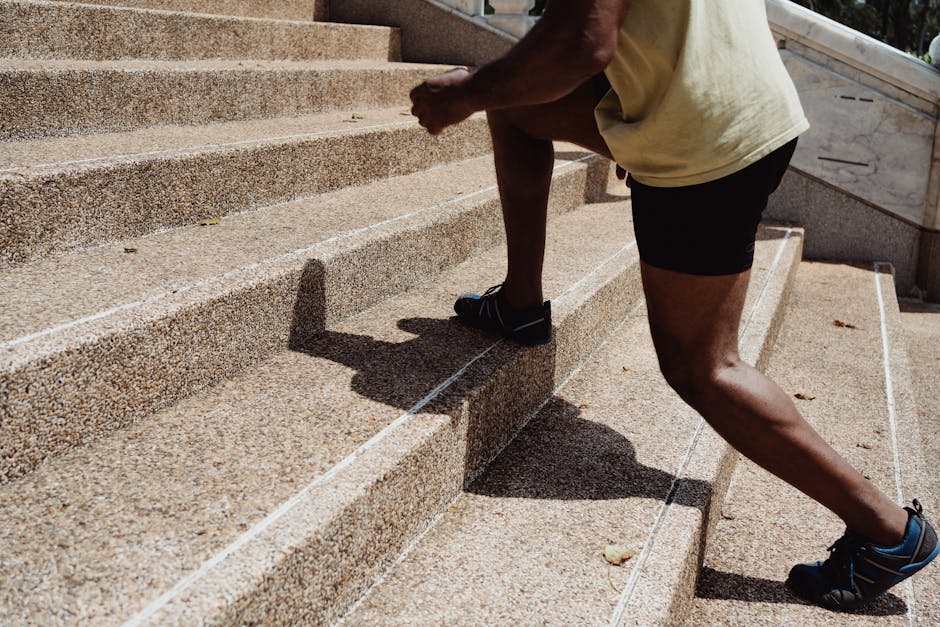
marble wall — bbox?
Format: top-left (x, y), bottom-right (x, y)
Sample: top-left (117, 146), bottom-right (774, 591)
top-left (766, 0), bottom-right (940, 298)
top-left (780, 49), bottom-right (935, 228)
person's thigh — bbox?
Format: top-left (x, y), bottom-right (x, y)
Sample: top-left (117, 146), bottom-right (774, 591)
top-left (491, 76), bottom-right (614, 160)
top-left (641, 263), bottom-right (748, 371)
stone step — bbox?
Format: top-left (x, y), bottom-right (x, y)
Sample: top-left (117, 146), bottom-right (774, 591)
top-left (1, 0), bottom-right (398, 61)
top-left (0, 194), bottom-right (639, 626)
top-left (0, 58), bottom-right (448, 140)
top-left (40, 0), bottom-right (329, 21)
top-left (0, 148), bottom-right (612, 483)
top-left (689, 262), bottom-right (939, 625)
top-left (0, 108), bottom-right (491, 266)
top-left (898, 298), bottom-right (940, 626)
top-left (339, 225), bottom-right (804, 626)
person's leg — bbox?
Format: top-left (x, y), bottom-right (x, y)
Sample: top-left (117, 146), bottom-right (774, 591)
top-left (640, 262), bottom-right (909, 546)
top-left (484, 78), bottom-right (613, 311)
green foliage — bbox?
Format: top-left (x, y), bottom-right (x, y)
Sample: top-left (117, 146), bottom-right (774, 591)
top-left (792, 0), bottom-right (940, 55)
top-left (512, 0), bottom-right (940, 59)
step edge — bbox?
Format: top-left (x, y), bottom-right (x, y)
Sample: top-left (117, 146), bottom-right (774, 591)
top-left (124, 227), bottom-right (642, 626)
top-left (0, 157), bottom-right (610, 484)
top-left (4, 0), bottom-right (398, 30)
top-left (1, 155), bottom-right (598, 364)
top-left (0, 113), bottom-right (492, 268)
top-left (872, 262), bottom-right (934, 621)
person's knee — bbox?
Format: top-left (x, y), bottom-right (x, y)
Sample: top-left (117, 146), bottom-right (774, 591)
top-left (486, 106), bottom-right (518, 133)
top-left (657, 350), bottom-right (740, 408)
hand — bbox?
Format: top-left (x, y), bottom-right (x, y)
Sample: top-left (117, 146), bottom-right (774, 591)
top-left (410, 67), bottom-right (475, 135)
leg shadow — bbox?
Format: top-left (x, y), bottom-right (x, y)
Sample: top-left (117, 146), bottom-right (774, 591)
top-left (695, 566), bottom-right (908, 616)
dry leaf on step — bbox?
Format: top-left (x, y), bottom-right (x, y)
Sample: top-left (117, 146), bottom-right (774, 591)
top-left (794, 393), bottom-right (816, 401)
top-left (857, 442), bottom-right (873, 449)
top-left (604, 545), bottom-right (636, 566)
top-left (833, 320), bottom-right (858, 329)
top-left (199, 216), bottom-right (221, 226)
top-left (123, 247), bottom-right (138, 253)
top-left (351, 113), bottom-right (365, 120)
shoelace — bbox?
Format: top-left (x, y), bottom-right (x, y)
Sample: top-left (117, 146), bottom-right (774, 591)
top-left (822, 531), bottom-right (868, 594)
top-left (477, 284), bottom-right (504, 323)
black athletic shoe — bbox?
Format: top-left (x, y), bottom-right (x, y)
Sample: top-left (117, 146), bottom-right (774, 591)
top-left (453, 284), bottom-right (552, 346)
top-left (787, 499), bottom-right (939, 610)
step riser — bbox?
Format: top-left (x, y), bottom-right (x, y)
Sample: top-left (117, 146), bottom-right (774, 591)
top-left (0, 157), bottom-right (612, 484)
top-left (139, 235), bottom-right (643, 626)
top-left (1, 118), bottom-right (492, 267)
top-left (308, 156), bottom-right (613, 335)
top-left (611, 229), bottom-right (804, 626)
top-left (0, 65), bottom-right (436, 140)
top-left (0, 0), bottom-right (398, 62)
top-left (37, 0), bottom-right (328, 21)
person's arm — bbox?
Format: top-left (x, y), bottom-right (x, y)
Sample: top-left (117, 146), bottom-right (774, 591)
top-left (410, 0), bottom-right (632, 135)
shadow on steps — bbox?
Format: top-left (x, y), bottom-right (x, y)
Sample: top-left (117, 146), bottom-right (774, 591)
top-left (290, 314), bottom-right (709, 508)
top-left (466, 395), bottom-right (709, 508)
top-left (695, 566), bottom-right (908, 616)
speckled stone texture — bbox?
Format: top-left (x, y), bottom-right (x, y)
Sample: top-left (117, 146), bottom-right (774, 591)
top-left (689, 262), bottom-right (939, 626)
top-left (917, 230), bottom-right (940, 301)
top-left (0, 192), bottom-right (642, 625)
top-left (0, 109), bottom-right (492, 266)
top-left (0, 150), bottom-right (610, 483)
top-left (43, 0), bottom-right (328, 21)
top-left (898, 298), bottom-right (940, 626)
top-left (0, 58), bottom-right (452, 140)
top-left (340, 227), bottom-right (803, 626)
top-left (1, 0), bottom-right (399, 61)
top-left (331, 0), bottom-right (514, 66)
top-left (768, 168), bottom-right (921, 295)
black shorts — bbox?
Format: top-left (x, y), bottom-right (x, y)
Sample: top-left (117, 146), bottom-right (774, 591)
top-left (627, 138), bottom-right (797, 276)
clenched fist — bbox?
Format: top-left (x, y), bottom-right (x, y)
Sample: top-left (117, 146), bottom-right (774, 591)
top-left (410, 67), bottom-right (476, 135)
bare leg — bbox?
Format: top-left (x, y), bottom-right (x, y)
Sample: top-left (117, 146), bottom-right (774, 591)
top-left (479, 77), bottom-right (907, 545)
top-left (485, 79), bottom-right (612, 310)
top-left (640, 262), bottom-right (908, 545)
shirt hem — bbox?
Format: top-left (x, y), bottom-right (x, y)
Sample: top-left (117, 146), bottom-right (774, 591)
top-left (627, 118), bottom-right (811, 188)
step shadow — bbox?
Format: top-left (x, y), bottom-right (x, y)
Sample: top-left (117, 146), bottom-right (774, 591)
top-left (291, 316), bottom-right (493, 412)
top-left (466, 395), bottom-right (709, 508)
top-left (695, 566), bottom-right (907, 615)
top-left (291, 313), bottom-right (707, 507)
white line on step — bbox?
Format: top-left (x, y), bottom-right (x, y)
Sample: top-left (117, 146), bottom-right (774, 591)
top-left (338, 298), bottom-right (645, 625)
top-left (608, 228), bottom-right (795, 627)
top-left (122, 205), bottom-right (633, 626)
top-left (0, 120), bottom-right (414, 174)
top-left (873, 263), bottom-right (906, 507)
top-left (2, 157), bottom-right (595, 352)
top-left (122, 340), bottom-right (501, 627)
top-left (873, 262), bottom-right (917, 627)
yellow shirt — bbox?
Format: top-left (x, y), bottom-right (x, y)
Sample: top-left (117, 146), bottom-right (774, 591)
top-left (595, 0), bottom-right (809, 187)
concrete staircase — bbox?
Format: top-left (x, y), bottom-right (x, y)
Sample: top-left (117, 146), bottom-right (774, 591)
top-left (0, 1), bottom-right (936, 625)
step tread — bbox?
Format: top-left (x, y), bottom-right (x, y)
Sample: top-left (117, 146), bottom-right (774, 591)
top-left (0, 106), bottom-right (423, 172)
top-left (0, 58), bottom-right (447, 141)
top-left (0, 57), bottom-right (435, 72)
top-left (0, 150), bottom-right (590, 349)
top-left (0, 152), bottom-right (487, 344)
top-left (6, 0), bottom-right (388, 30)
top-left (30, 0), bottom-right (327, 21)
top-left (689, 262), bottom-right (937, 624)
top-left (340, 227), bottom-right (800, 626)
top-left (898, 300), bottom-right (940, 626)
top-left (0, 197), bottom-right (634, 625)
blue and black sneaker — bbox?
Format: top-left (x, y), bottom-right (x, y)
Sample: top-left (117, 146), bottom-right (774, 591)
top-left (453, 284), bottom-right (552, 346)
top-left (787, 499), bottom-right (939, 610)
